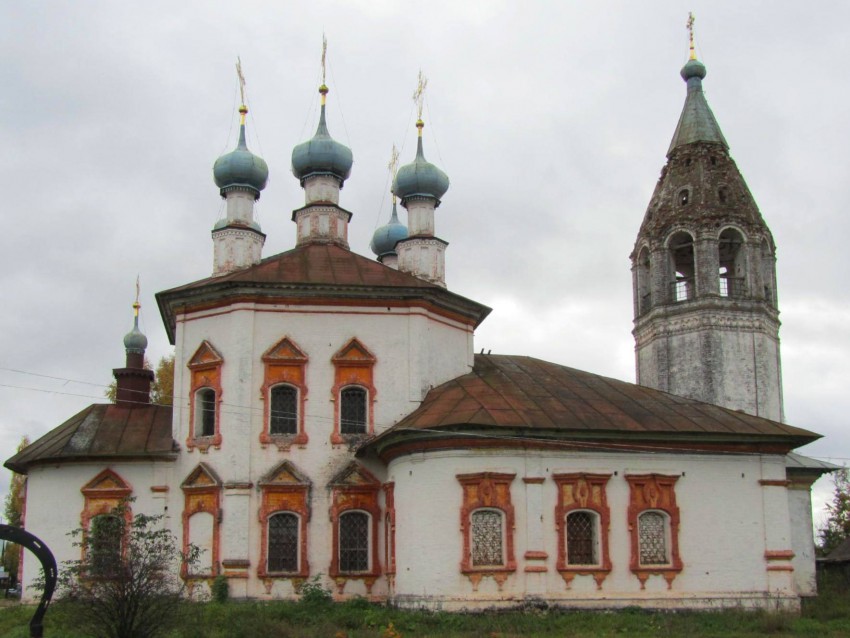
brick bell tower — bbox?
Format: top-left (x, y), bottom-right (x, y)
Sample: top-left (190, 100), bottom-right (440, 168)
top-left (631, 21), bottom-right (783, 422)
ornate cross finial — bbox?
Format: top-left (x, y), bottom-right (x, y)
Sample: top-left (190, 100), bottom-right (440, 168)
top-left (388, 144), bottom-right (400, 203)
top-left (321, 34), bottom-right (328, 86)
top-left (687, 12), bottom-right (696, 60)
top-left (236, 57), bottom-right (248, 124)
top-left (413, 70), bottom-right (428, 122)
top-left (236, 57), bottom-right (247, 106)
top-left (133, 275), bottom-right (141, 316)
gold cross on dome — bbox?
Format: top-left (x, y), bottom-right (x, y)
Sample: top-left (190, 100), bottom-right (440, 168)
top-left (236, 57), bottom-right (246, 106)
top-left (687, 12), bottom-right (696, 60)
top-left (413, 70), bottom-right (428, 120)
top-left (321, 34), bottom-right (328, 85)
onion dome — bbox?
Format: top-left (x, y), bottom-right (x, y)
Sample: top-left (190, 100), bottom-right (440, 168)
top-left (393, 120), bottom-right (449, 204)
top-left (213, 106), bottom-right (269, 199)
top-left (123, 302), bottom-right (148, 353)
top-left (370, 203), bottom-right (408, 257)
top-left (291, 85), bottom-right (353, 186)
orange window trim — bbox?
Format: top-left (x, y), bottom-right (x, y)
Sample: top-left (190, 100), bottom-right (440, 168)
top-left (260, 337), bottom-right (309, 448)
top-left (187, 341), bottom-right (224, 452)
top-left (625, 473), bottom-right (683, 589)
top-left (330, 338), bottom-right (377, 444)
top-left (457, 472), bottom-right (517, 592)
top-left (553, 472), bottom-right (613, 589)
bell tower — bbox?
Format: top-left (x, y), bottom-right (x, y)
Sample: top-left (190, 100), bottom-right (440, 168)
top-left (631, 19), bottom-right (783, 421)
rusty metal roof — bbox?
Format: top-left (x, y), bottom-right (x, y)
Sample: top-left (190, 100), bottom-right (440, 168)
top-left (5, 404), bottom-right (176, 474)
top-left (364, 355), bottom-right (819, 459)
top-left (157, 243), bottom-right (491, 343)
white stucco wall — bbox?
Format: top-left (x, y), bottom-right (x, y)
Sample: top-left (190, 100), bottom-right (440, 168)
top-left (21, 461), bottom-right (177, 601)
top-left (167, 301), bottom-right (473, 598)
top-left (387, 449), bottom-right (799, 610)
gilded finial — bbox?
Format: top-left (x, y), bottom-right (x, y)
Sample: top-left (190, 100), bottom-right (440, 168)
top-left (133, 275), bottom-right (141, 317)
top-left (687, 12), bottom-right (696, 60)
top-left (388, 144), bottom-right (400, 204)
top-left (413, 70), bottom-right (428, 135)
top-left (236, 57), bottom-right (248, 124)
top-left (320, 35), bottom-right (329, 106)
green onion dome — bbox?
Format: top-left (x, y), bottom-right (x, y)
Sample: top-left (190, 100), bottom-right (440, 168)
top-left (291, 86), bottom-right (353, 186)
top-left (681, 58), bottom-right (707, 81)
top-left (370, 203), bottom-right (408, 257)
top-left (392, 121), bottom-right (449, 204)
top-left (213, 107), bottom-right (269, 200)
top-left (123, 307), bottom-right (148, 353)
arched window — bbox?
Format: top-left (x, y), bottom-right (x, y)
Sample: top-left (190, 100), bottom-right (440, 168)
top-left (761, 238), bottom-right (775, 304)
top-left (471, 509), bottom-right (504, 567)
top-left (90, 514), bottom-right (122, 576)
top-left (638, 511), bottom-right (669, 566)
top-left (339, 511), bottom-right (370, 573)
top-left (269, 385), bottom-right (298, 435)
top-left (340, 387), bottom-right (367, 434)
top-left (668, 231), bottom-right (695, 302)
top-left (566, 511), bottom-right (599, 566)
top-left (267, 512), bottom-right (299, 573)
top-left (195, 388), bottom-right (216, 437)
top-left (678, 188), bottom-right (690, 205)
top-left (636, 247), bottom-right (651, 315)
top-left (719, 228), bottom-right (746, 298)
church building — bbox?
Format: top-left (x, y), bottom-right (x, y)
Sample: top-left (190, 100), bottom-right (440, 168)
top-left (7, 35), bottom-right (832, 610)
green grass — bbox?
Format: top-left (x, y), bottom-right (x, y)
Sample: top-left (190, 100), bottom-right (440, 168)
top-left (2, 584), bottom-right (850, 638)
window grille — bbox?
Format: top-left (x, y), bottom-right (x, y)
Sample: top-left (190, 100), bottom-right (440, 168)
top-left (267, 513), bottom-right (299, 573)
top-left (197, 388), bottom-right (216, 437)
top-left (638, 511), bottom-right (668, 565)
top-left (270, 386), bottom-right (297, 435)
top-left (471, 510), bottom-right (503, 567)
top-left (340, 387), bottom-right (367, 434)
top-left (339, 511), bottom-right (369, 572)
top-left (90, 514), bottom-right (122, 576)
top-left (566, 511), bottom-right (597, 565)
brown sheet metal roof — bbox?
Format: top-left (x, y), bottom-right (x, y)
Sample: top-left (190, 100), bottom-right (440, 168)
top-left (169, 243), bottom-right (442, 291)
top-left (156, 243), bottom-right (491, 343)
top-left (5, 403), bottom-right (176, 474)
top-left (365, 355), bottom-right (819, 455)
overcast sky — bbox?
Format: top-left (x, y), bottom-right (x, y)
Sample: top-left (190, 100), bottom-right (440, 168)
top-left (2, 1), bottom-right (848, 528)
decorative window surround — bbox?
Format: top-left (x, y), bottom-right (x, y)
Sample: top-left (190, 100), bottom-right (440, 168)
top-left (260, 337), bottom-right (309, 449)
top-left (181, 463), bottom-right (222, 579)
top-left (187, 341), bottom-right (224, 452)
top-left (626, 474), bottom-right (683, 589)
top-left (328, 463), bottom-right (382, 594)
top-left (257, 461), bottom-right (311, 590)
top-left (80, 469), bottom-right (133, 569)
top-left (553, 472), bottom-right (612, 590)
top-left (383, 482), bottom-right (396, 590)
top-left (330, 339), bottom-right (377, 444)
top-left (457, 472), bottom-right (516, 591)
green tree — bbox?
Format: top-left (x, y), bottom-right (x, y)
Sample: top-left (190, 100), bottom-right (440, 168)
top-left (3, 436), bottom-right (30, 585)
top-left (818, 467), bottom-right (850, 556)
top-left (106, 353), bottom-right (174, 406)
top-left (56, 500), bottom-right (198, 638)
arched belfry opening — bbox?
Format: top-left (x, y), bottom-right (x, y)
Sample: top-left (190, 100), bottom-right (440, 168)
top-left (636, 247), bottom-right (651, 315)
top-left (667, 231), bottom-right (695, 303)
top-left (718, 228), bottom-right (746, 299)
top-left (760, 238), bottom-right (776, 305)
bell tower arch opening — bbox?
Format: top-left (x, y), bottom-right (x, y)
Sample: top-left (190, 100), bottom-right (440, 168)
top-left (667, 231), bottom-right (695, 303)
top-left (718, 227), bottom-right (746, 299)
